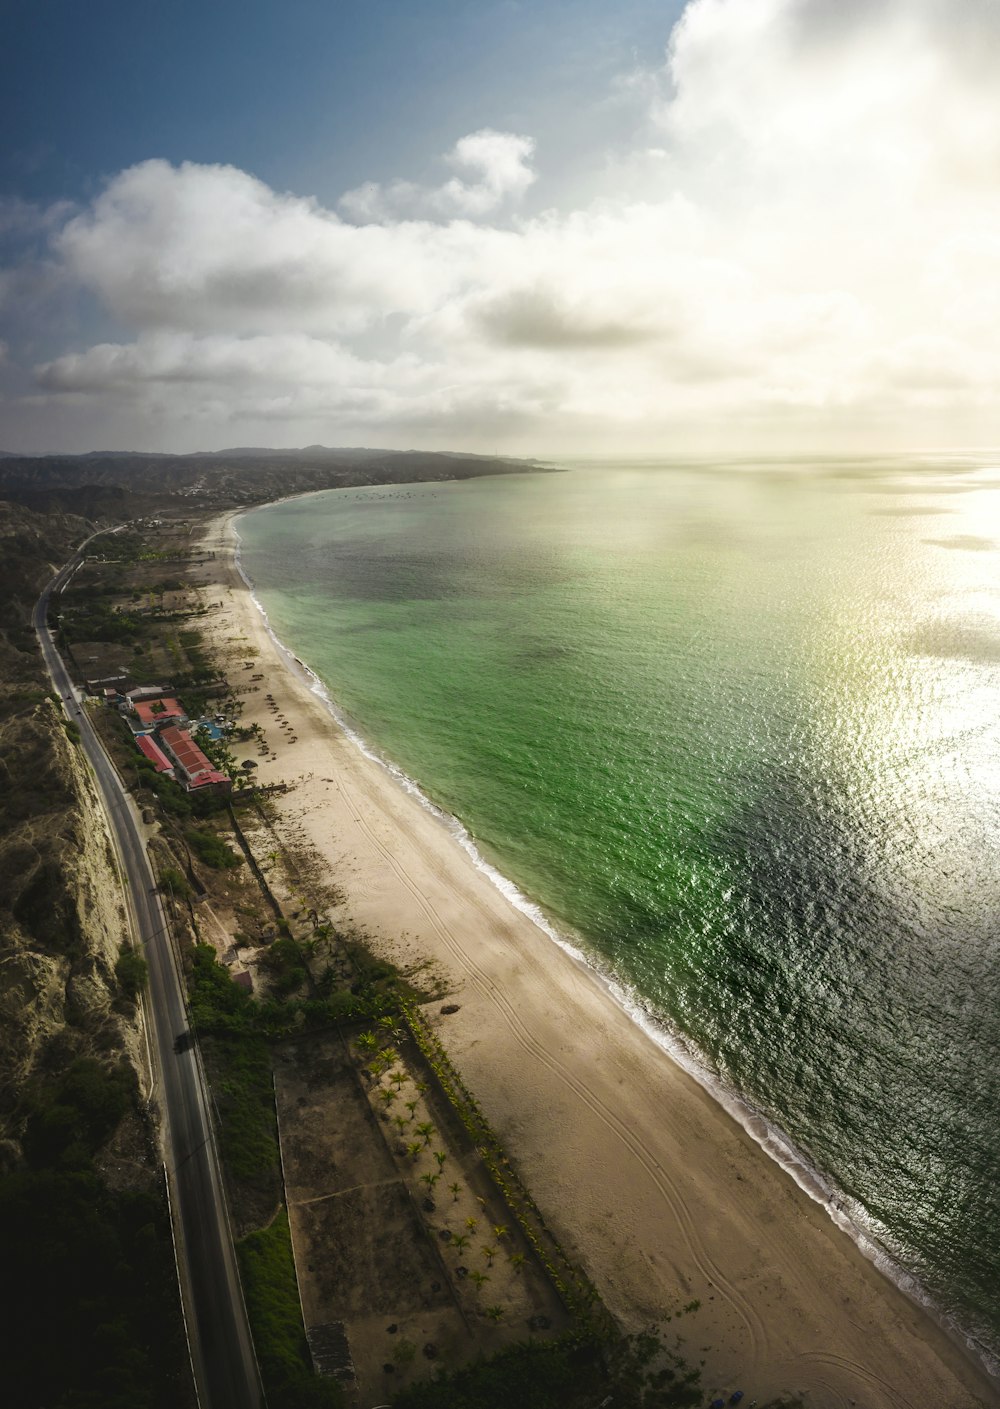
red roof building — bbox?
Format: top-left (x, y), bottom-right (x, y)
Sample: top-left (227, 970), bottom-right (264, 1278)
top-left (135, 734), bottom-right (175, 775)
top-left (159, 726), bottom-right (231, 793)
top-left (134, 697), bottom-right (185, 728)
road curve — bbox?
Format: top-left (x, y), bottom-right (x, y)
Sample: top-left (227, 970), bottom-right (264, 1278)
top-left (35, 543), bottom-right (262, 1409)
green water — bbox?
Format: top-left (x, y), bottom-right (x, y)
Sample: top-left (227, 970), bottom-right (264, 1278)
top-left (238, 458), bottom-right (1000, 1366)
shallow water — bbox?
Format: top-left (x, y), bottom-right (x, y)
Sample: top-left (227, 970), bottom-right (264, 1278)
top-left (239, 457), bottom-right (1000, 1363)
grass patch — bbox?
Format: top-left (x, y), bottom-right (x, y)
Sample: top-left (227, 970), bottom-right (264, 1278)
top-left (238, 1209), bottom-right (342, 1409)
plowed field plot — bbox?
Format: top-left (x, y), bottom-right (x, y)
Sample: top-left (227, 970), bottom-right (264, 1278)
top-left (274, 1028), bottom-right (570, 1404)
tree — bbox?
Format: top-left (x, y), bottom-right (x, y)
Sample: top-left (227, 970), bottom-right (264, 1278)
top-left (115, 945), bottom-right (148, 998)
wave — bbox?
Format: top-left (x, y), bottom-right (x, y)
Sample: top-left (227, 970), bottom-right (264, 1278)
top-left (232, 506), bottom-right (999, 1385)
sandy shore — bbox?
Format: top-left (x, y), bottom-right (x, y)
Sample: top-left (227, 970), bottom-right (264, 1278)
top-left (195, 504), bottom-right (998, 1409)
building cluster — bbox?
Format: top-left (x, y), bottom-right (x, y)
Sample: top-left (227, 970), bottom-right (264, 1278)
top-left (93, 678), bottom-right (232, 794)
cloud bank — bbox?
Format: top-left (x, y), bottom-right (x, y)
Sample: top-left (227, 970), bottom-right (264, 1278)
top-left (10, 0), bottom-right (1000, 452)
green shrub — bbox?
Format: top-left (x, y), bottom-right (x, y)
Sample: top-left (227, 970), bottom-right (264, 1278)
top-left (159, 866), bottom-right (192, 899)
top-left (115, 945), bottom-right (148, 997)
top-left (149, 773), bottom-right (191, 817)
top-left (24, 1059), bottom-right (137, 1168)
top-left (185, 827), bottom-right (242, 870)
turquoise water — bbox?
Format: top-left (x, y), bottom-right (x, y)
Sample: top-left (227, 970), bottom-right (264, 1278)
top-left (239, 459), bottom-right (1000, 1366)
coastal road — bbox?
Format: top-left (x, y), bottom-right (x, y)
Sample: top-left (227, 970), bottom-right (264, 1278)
top-left (35, 544), bottom-right (262, 1409)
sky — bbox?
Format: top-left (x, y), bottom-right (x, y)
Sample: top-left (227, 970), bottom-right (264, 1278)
top-left (2, 0), bottom-right (1000, 456)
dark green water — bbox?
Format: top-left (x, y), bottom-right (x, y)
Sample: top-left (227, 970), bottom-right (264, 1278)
top-left (238, 458), bottom-right (1000, 1367)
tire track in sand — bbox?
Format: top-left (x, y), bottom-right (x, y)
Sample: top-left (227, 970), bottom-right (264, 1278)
top-left (336, 775), bottom-right (770, 1362)
top-left (790, 1348), bottom-right (920, 1409)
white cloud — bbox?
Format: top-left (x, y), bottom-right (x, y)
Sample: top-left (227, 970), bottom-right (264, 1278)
top-left (14, 0), bottom-right (1000, 452)
top-left (340, 129), bottom-right (536, 222)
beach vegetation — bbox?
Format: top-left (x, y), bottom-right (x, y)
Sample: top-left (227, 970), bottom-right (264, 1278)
top-left (389, 1325), bottom-right (712, 1409)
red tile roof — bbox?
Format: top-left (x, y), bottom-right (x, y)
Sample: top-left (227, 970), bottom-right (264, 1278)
top-left (135, 697), bottom-right (184, 727)
top-left (135, 735), bottom-right (174, 773)
top-left (159, 726), bottom-right (229, 789)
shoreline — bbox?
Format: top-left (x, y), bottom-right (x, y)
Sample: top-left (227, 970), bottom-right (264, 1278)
top-left (199, 498), bottom-right (999, 1408)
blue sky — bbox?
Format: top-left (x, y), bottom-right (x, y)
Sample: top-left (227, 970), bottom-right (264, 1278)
top-left (3, 1), bottom-right (1000, 455)
top-left (2, 1), bottom-right (677, 209)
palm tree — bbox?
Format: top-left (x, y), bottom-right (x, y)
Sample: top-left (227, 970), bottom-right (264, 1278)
top-left (390, 1068), bottom-right (407, 1089)
top-left (450, 1232), bottom-right (471, 1251)
top-left (448, 1181), bottom-right (462, 1201)
top-left (433, 1151), bottom-right (447, 1170)
top-left (481, 1244), bottom-right (497, 1266)
top-left (465, 1216), bottom-right (478, 1233)
top-left (379, 1088), bottom-right (397, 1107)
top-left (419, 1171), bottom-right (440, 1191)
top-left (510, 1252), bottom-right (526, 1274)
top-left (416, 1121), bottom-right (435, 1146)
top-left (406, 1141), bottom-right (423, 1160)
top-left (393, 1115), bottom-right (407, 1135)
top-left (469, 1270), bottom-right (489, 1292)
top-left (405, 1100), bottom-right (418, 1121)
top-left (493, 1224), bottom-right (509, 1241)
top-left (485, 1305), bottom-right (506, 1322)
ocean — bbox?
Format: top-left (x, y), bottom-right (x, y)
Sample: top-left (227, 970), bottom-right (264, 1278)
top-left (237, 456), bottom-right (1000, 1370)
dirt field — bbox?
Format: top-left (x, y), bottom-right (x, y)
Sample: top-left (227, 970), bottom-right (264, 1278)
top-left (274, 1027), bottom-right (571, 1403)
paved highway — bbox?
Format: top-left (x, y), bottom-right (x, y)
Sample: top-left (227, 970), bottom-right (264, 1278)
top-left (35, 544), bottom-right (262, 1409)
